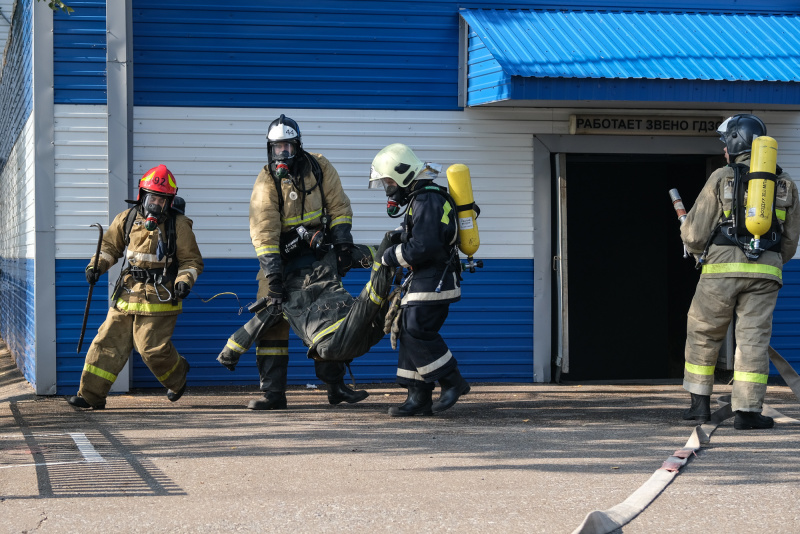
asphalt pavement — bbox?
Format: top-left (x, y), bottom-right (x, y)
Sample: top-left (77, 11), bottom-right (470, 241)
top-left (2, 342), bottom-right (799, 534)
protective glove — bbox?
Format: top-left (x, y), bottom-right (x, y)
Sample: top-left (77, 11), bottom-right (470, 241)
top-left (390, 308), bottom-right (402, 350)
top-left (266, 273), bottom-right (285, 309)
top-left (335, 244), bottom-right (353, 277)
top-left (85, 266), bottom-right (100, 285)
top-left (175, 281), bottom-right (191, 299)
top-left (388, 229), bottom-right (405, 245)
top-left (382, 246), bottom-right (399, 268)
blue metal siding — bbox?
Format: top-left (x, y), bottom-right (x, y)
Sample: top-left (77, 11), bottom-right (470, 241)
top-left (132, 0), bottom-right (460, 110)
top-left (54, 258), bottom-right (534, 393)
top-left (0, 0), bottom-right (32, 167)
top-left (0, 257), bottom-right (36, 384)
top-left (42, 1), bottom-right (800, 108)
top-left (462, 8), bottom-right (800, 106)
top-left (772, 261), bottom-right (800, 376)
top-left (54, 257), bottom-right (800, 390)
top-left (53, 0), bottom-right (107, 104)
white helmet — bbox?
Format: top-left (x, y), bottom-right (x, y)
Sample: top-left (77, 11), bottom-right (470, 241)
top-left (369, 143), bottom-right (426, 192)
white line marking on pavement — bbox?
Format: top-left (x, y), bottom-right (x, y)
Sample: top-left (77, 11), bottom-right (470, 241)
top-left (0, 432), bottom-right (106, 469)
top-left (69, 433), bottom-right (105, 463)
top-left (0, 460), bottom-right (90, 469)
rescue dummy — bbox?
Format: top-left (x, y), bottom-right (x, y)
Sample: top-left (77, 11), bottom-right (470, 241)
top-left (368, 143), bottom-right (477, 416)
top-left (216, 234), bottom-right (398, 370)
top-left (244, 114), bottom-right (368, 410)
top-left (68, 164), bottom-right (204, 409)
top-left (680, 114), bottom-right (800, 429)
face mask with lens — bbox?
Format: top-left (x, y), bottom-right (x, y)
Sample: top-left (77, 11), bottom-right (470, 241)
top-left (143, 194), bottom-right (167, 231)
top-left (271, 141), bottom-right (296, 179)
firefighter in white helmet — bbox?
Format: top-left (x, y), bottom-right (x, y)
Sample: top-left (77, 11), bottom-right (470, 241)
top-left (68, 164), bottom-right (204, 409)
top-left (247, 114), bottom-right (368, 410)
top-left (369, 143), bottom-right (470, 416)
top-left (681, 114), bottom-right (800, 429)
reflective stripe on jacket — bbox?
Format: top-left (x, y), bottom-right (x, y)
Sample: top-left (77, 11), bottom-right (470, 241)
top-left (90, 209), bottom-right (204, 316)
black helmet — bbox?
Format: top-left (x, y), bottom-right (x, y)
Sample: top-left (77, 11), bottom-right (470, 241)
top-left (266, 114), bottom-right (303, 176)
top-left (717, 114), bottom-right (767, 157)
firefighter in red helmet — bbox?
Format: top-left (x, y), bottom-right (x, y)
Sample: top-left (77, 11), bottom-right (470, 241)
top-left (68, 164), bottom-right (204, 409)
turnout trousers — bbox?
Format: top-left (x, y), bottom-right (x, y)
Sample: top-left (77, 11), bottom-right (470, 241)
top-left (78, 307), bottom-right (188, 406)
top-left (684, 276), bottom-right (780, 412)
top-left (396, 303), bottom-right (458, 387)
top-left (255, 273), bottom-right (347, 393)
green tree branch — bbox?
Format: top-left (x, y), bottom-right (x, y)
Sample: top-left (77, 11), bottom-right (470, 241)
top-left (39, 0), bottom-right (74, 15)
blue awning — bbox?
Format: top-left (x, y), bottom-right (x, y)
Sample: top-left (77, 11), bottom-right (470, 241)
top-left (460, 8), bottom-right (800, 107)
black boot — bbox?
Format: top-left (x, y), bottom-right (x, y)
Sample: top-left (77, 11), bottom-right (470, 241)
top-left (388, 385), bottom-right (433, 417)
top-left (734, 410), bottom-right (774, 430)
top-left (67, 395), bottom-right (105, 410)
top-left (431, 368), bottom-right (470, 414)
top-left (681, 393), bottom-right (711, 422)
top-left (167, 361), bottom-right (190, 402)
top-left (327, 382), bottom-right (369, 405)
top-left (247, 391), bottom-right (288, 410)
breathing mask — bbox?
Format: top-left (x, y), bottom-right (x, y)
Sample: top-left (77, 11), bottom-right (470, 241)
top-left (142, 193), bottom-right (168, 231)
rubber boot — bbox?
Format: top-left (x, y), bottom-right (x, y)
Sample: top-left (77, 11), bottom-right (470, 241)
top-left (167, 361), bottom-right (190, 402)
top-left (67, 395), bottom-right (106, 410)
top-left (431, 368), bottom-right (470, 414)
top-left (734, 410), bottom-right (774, 430)
top-left (247, 391), bottom-right (288, 410)
top-left (327, 382), bottom-right (369, 405)
top-left (681, 393), bottom-right (711, 422)
top-left (388, 384), bottom-right (434, 417)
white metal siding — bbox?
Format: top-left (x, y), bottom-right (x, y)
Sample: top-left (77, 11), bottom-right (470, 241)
top-left (0, 0), bottom-right (13, 49)
top-left (0, 113), bottom-right (35, 259)
top-left (53, 104), bottom-right (108, 259)
top-left (51, 106), bottom-right (800, 261)
top-left (133, 106), bottom-right (541, 260)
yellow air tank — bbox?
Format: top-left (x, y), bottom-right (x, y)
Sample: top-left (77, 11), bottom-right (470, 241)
top-left (745, 136), bottom-right (778, 241)
top-left (446, 164), bottom-right (480, 258)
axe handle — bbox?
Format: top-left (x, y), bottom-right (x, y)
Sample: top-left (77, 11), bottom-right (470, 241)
top-left (77, 223), bottom-right (104, 353)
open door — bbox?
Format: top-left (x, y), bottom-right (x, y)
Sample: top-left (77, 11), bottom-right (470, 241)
top-left (554, 154), bottom-right (706, 382)
top-left (554, 153), bottom-right (568, 381)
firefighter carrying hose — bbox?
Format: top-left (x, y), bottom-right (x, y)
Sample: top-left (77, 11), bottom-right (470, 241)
top-left (246, 114), bottom-right (368, 410)
top-left (681, 114), bottom-right (800, 429)
top-left (68, 164), bottom-right (204, 409)
top-left (369, 143), bottom-right (471, 416)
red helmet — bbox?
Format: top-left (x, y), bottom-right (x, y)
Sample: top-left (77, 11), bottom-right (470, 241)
top-left (137, 164), bottom-right (178, 201)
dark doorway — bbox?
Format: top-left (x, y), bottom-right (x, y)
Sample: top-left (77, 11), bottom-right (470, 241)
top-left (557, 154), bottom-right (714, 381)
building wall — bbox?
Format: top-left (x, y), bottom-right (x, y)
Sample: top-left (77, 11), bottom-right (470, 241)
top-left (0, 114), bottom-right (36, 382)
top-left (0, 0), bottom-right (35, 384)
top-left (53, 0), bottom-right (106, 104)
top-left (0, 0), bottom-right (14, 49)
top-left (4, 0), bottom-right (798, 391)
top-left (54, 106), bottom-right (538, 391)
top-left (0, 0), bottom-right (32, 167)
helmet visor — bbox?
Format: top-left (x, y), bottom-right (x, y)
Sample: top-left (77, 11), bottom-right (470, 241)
top-left (270, 141), bottom-right (297, 161)
top-left (717, 116), bottom-right (732, 142)
top-left (369, 165), bottom-right (396, 191)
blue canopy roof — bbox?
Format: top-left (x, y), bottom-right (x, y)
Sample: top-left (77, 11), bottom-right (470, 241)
top-left (460, 8), bottom-right (800, 106)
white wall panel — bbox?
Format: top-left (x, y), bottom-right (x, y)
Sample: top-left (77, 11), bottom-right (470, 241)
top-left (0, 113), bottom-right (35, 259)
top-left (0, 0), bottom-right (12, 50)
top-left (132, 106), bottom-right (800, 261)
top-left (134, 106), bottom-right (541, 259)
top-left (53, 104), bottom-right (108, 259)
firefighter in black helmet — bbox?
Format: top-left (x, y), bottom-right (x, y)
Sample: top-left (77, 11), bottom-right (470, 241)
top-left (681, 114), bottom-right (800, 429)
top-left (247, 114), bottom-right (368, 410)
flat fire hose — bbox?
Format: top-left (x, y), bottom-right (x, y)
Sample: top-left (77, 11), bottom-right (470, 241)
top-left (572, 347), bottom-right (800, 534)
